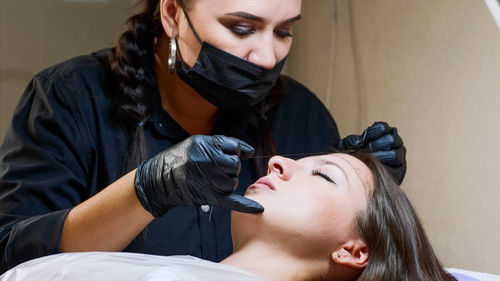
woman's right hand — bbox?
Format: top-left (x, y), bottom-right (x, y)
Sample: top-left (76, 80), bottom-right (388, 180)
top-left (134, 135), bottom-right (264, 217)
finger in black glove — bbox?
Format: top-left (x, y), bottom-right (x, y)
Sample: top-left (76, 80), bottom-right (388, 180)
top-left (337, 122), bottom-right (407, 185)
top-left (371, 146), bottom-right (407, 184)
top-left (336, 134), bottom-right (364, 150)
top-left (134, 135), bottom-right (264, 217)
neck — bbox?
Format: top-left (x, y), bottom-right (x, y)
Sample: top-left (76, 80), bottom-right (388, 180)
top-left (221, 240), bottom-right (318, 281)
top-left (154, 35), bottom-right (219, 135)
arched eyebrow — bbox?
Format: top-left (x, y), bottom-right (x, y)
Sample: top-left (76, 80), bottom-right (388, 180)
top-left (283, 15), bottom-right (302, 24)
top-left (224, 12), bottom-right (302, 24)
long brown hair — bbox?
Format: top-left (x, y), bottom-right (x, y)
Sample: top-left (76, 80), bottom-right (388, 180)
top-left (109, 0), bottom-right (281, 175)
top-left (352, 152), bottom-right (457, 281)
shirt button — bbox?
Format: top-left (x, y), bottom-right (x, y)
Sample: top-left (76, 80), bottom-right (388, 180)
top-left (200, 205), bottom-right (210, 213)
top-left (158, 123), bottom-right (163, 127)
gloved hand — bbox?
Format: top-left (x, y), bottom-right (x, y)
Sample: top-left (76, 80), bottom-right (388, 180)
top-left (337, 122), bottom-right (407, 184)
top-left (134, 135), bottom-right (264, 217)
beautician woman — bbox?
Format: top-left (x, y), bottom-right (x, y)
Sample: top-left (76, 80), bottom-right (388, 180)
top-left (0, 0), bottom-right (406, 273)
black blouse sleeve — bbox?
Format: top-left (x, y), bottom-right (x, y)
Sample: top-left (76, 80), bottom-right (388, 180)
top-left (0, 73), bottom-right (91, 273)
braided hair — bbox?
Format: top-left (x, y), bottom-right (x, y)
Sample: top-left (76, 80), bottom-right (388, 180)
top-left (109, 0), bottom-right (282, 176)
top-left (108, 0), bottom-right (162, 171)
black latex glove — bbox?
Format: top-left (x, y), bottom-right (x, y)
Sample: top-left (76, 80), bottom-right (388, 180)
top-left (134, 135), bottom-right (264, 217)
top-left (337, 122), bottom-right (407, 184)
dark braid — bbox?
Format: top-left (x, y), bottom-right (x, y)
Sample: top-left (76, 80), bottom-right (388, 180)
top-left (109, 0), bottom-right (163, 172)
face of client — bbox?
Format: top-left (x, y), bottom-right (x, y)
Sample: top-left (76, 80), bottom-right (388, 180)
top-left (230, 153), bottom-right (372, 279)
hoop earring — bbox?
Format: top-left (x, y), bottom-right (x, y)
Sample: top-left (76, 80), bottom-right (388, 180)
top-left (168, 37), bottom-right (177, 73)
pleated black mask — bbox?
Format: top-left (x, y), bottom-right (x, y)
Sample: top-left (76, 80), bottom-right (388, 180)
top-left (175, 9), bottom-right (287, 111)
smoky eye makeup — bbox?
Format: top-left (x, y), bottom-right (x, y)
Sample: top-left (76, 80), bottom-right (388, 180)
top-left (274, 27), bottom-right (293, 38)
top-left (274, 21), bottom-right (295, 38)
top-left (230, 24), bottom-right (255, 37)
top-left (219, 15), bottom-right (295, 39)
top-left (218, 17), bottom-right (256, 37)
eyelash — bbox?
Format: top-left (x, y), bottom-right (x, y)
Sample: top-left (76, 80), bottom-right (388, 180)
top-left (312, 169), bottom-right (336, 184)
top-left (229, 26), bottom-right (293, 39)
top-left (275, 29), bottom-right (293, 38)
top-left (230, 26), bottom-right (254, 37)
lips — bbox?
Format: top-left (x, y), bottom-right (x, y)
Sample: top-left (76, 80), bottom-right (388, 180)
top-left (249, 177), bottom-right (276, 191)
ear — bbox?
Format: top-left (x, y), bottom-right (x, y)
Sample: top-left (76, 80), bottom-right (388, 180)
top-left (331, 239), bottom-right (369, 269)
top-left (159, 0), bottom-right (182, 37)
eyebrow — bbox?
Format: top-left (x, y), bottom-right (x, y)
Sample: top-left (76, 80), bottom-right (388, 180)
top-left (317, 159), bottom-right (349, 184)
top-left (224, 12), bottom-right (302, 24)
top-left (283, 15), bottom-right (302, 24)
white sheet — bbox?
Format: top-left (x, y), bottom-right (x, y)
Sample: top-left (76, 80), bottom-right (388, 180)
top-left (0, 252), bottom-right (266, 281)
top-left (2, 252), bottom-right (499, 281)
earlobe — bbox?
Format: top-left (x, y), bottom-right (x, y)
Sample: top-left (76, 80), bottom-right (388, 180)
top-left (331, 239), bottom-right (369, 269)
top-left (159, 0), bottom-right (180, 38)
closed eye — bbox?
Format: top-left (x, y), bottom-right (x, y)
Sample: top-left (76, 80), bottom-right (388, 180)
top-left (312, 169), bottom-right (336, 184)
top-left (274, 27), bottom-right (293, 38)
top-left (230, 24), bottom-right (255, 37)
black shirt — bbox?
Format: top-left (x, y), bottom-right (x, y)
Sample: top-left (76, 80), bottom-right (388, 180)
top-left (0, 49), bottom-right (340, 273)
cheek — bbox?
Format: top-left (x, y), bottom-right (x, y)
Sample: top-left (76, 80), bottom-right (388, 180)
top-left (246, 187), bottom-right (340, 221)
top-left (290, 193), bottom-right (330, 218)
top-left (276, 39), bottom-right (293, 60)
top-left (177, 26), bottom-right (203, 67)
top-left (270, 192), bottom-right (338, 229)
top-left (271, 193), bottom-right (355, 255)
top-left (283, 192), bottom-right (357, 238)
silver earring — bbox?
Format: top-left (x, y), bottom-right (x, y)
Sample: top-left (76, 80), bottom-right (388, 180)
top-left (168, 37), bottom-right (177, 73)
top-left (337, 252), bottom-right (341, 258)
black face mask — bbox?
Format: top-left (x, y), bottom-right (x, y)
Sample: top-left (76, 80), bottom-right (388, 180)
top-left (175, 10), bottom-right (287, 111)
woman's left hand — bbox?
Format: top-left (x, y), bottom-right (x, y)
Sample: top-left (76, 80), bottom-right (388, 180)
top-left (337, 122), bottom-right (407, 184)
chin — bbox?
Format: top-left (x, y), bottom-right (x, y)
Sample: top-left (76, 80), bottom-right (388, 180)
top-left (243, 188), bottom-right (272, 204)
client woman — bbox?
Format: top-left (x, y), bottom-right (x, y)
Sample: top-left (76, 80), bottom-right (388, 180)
top-left (0, 152), bottom-right (456, 281)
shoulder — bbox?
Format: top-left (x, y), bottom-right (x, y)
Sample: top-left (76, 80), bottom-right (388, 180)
top-left (276, 75), bottom-right (335, 123)
top-left (271, 75), bottom-right (341, 152)
top-left (30, 49), bottom-right (113, 101)
top-left (36, 48), bottom-right (112, 82)
top-left (280, 75), bottom-right (325, 107)
top-left (23, 49), bottom-right (115, 120)
top-left (280, 75), bottom-right (311, 94)
top-left (280, 75), bottom-right (331, 118)
top-left (13, 49), bottom-right (119, 155)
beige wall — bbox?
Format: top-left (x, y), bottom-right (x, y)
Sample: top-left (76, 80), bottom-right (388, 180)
top-left (0, 0), bottom-right (135, 140)
top-left (289, 0), bottom-right (500, 274)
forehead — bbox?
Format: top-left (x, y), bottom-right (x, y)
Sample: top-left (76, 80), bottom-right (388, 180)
top-left (193, 0), bottom-right (302, 17)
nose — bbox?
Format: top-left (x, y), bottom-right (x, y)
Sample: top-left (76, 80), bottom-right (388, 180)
top-left (248, 36), bottom-right (277, 69)
top-left (267, 156), bottom-right (293, 180)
